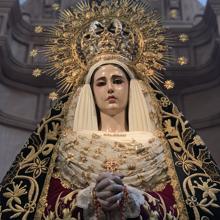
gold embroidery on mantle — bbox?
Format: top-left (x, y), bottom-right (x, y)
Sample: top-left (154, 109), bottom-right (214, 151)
top-left (143, 191), bottom-right (179, 219)
top-left (35, 96), bottom-right (73, 219)
top-left (42, 190), bottom-right (79, 220)
top-left (143, 85), bottom-right (189, 220)
top-left (183, 174), bottom-right (220, 218)
top-left (157, 89), bottom-right (220, 219)
top-left (34, 149), bottom-right (58, 219)
top-left (1, 97), bottom-right (66, 219)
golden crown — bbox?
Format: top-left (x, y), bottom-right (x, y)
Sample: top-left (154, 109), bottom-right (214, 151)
top-left (35, 0), bottom-right (173, 93)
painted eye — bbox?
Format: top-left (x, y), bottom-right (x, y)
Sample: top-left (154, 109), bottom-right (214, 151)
top-left (113, 79), bottom-right (123, 84)
top-left (96, 81), bottom-right (106, 86)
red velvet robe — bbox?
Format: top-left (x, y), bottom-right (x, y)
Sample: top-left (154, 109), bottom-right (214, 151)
top-left (44, 176), bottom-right (177, 219)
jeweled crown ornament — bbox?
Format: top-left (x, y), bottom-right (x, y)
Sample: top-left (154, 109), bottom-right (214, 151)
top-left (37, 0), bottom-right (173, 92)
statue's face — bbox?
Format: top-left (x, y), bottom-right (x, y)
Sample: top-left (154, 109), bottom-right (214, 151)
top-left (92, 64), bottom-right (129, 116)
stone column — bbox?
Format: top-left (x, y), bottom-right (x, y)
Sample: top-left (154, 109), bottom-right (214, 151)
top-left (209, 0), bottom-right (220, 36)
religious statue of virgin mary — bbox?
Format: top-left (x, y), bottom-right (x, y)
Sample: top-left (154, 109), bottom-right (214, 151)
top-left (1, 0), bottom-right (220, 219)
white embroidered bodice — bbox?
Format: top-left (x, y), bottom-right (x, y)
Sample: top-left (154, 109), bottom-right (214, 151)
top-left (57, 130), bottom-right (169, 191)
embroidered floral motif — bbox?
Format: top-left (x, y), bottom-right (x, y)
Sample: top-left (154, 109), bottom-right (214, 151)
top-left (175, 152), bottom-right (197, 175)
top-left (195, 178), bottom-right (220, 201)
top-left (25, 157), bottom-right (50, 179)
top-left (48, 122), bottom-right (61, 140)
top-left (2, 181), bottom-right (30, 218)
top-left (43, 190), bottom-right (79, 220)
top-left (3, 181), bottom-right (27, 203)
top-left (186, 196), bottom-right (198, 207)
top-left (184, 175), bottom-right (220, 216)
top-left (192, 135), bottom-right (205, 146)
top-left (163, 119), bottom-right (177, 135)
top-left (160, 97), bottom-right (171, 108)
top-left (160, 91), bottom-right (220, 219)
top-left (143, 190), bottom-right (178, 219)
top-left (0, 95), bottom-right (66, 219)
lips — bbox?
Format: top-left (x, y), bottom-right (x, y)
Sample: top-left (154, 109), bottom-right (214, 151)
top-left (106, 95), bottom-right (116, 100)
top-left (106, 96), bottom-right (117, 102)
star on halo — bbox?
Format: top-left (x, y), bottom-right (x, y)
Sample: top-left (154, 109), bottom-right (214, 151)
top-left (49, 92), bottom-right (59, 101)
top-left (30, 49), bottom-right (38, 57)
top-left (34, 25), bottom-right (44, 33)
top-left (164, 80), bottom-right (175, 90)
top-left (32, 68), bottom-right (42, 77)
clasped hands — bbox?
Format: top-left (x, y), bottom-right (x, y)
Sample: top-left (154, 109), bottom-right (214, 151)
top-left (94, 172), bottom-right (125, 211)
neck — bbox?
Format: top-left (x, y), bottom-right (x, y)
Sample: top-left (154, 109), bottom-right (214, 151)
top-left (100, 110), bottom-right (127, 132)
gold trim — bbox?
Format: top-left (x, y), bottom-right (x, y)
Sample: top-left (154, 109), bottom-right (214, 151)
top-left (163, 140), bottom-right (189, 220)
top-left (152, 89), bottom-right (189, 220)
top-left (34, 148), bottom-right (58, 219)
top-left (34, 98), bottom-right (70, 219)
top-left (52, 171), bottom-right (72, 189)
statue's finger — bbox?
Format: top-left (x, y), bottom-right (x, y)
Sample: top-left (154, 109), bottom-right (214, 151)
top-left (102, 201), bottom-right (120, 211)
top-left (105, 184), bottom-right (124, 193)
top-left (112, 176), bottom-right (124, 185)
top-left (95, 178), bottom-right (114, 192)
top-left (96, 172), bottom-right (113, 183)
top-left (106, 192), bottom-right (123, 204)
top-left (96, 190), bottom-right (113, 199)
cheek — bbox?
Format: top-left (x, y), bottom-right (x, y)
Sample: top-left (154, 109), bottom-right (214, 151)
top-left (117, 84), bottom-right (129, 102)
top-left (123, 87), bottom-right (129, 104)
top-left (93, 86), bottom-right (105, 104)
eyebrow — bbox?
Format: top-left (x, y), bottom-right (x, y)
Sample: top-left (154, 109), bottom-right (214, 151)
top-left (95, 75), bottom-right (125, 81)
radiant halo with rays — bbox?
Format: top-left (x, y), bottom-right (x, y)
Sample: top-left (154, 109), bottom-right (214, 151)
top-left (35, 0), bottom-right (174, 93)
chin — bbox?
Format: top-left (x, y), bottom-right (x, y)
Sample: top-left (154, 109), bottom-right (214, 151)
top-left (104, 108), bottom-right (123, 116)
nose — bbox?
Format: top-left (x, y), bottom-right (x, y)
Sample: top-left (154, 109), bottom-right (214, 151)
top-left (107, 81), bottom-right (114, 93)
